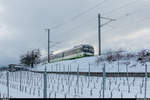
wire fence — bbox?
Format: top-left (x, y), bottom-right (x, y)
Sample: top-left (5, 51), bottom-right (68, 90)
top-left (0, 61), bottom-right (149, 98)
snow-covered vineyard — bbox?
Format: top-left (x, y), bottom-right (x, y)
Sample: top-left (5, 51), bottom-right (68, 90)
top-left (0, 71), bottom-right (150, 98)
top-left (0, 50), bottom-right (150, 98)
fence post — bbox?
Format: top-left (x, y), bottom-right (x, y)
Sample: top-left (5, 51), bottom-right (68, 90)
top-left (118, 61), bottom-right (120, 79)
top-left (52, 65), bottom-right (53, 72)
top-left (56, 64), bottom-right (58, 72)
top-left (126, 63), bottom-right (129, 86)
top-left (27, 71), bottom-right (29, 84)
top-left (77, 64), bottom-right (79, 94)
top-left (88, 63), bottom-right (91, 87)
top-left (20, 70), bottom-right (22, 91)
top-left (88, 63), bottom-right (91, 78)
top-left (68, 65), bottom-right (69, 85)
top-left (6, 71), bottom-right (9, 98)
top-left (68, 65), bottom-right (70, 93)
top-left (63, 65), bottom-right (65, 76)
top-left (144, 64), bottom-right (147, 99)
top-left (68, 65), bottom-right (69, 77)
top-left (59, 64), bottom-right (60, 73)
top-left (103, 63), bottom-right (106, 98)
top-left (43, 64), bottom-right (47, 98)
top-left (70, 64), bottom-right (71, 72)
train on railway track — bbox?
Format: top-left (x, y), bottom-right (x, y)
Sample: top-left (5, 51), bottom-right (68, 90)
top-left (41, 44), bottom-right (94, 63)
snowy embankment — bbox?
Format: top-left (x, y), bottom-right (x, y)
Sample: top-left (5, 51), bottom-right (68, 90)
top-left (31, 56), bottom-right (150, 73)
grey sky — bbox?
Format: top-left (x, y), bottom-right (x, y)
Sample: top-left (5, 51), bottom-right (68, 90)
top-left (0, 0), bottom-right (150, 65)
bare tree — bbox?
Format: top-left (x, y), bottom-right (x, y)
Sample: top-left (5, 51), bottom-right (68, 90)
top-left (20, 49), bottom-right (41, 68)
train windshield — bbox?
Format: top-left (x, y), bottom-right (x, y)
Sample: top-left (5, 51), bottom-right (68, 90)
top-left (83, 45), bottom-right (94, 53)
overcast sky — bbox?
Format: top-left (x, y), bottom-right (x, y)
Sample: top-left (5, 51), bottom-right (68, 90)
top-left (0, 0), bottom-right (150, 65)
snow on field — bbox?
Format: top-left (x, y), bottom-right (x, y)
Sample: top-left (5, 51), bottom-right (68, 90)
top-left (31, 56), bottom-right (150, 73)
top-left (0, 71), bottom-right (150, 98)
top-left (0, 53), bottom-right (150, 98)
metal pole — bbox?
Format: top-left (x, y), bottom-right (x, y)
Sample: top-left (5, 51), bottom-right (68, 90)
top-left (68, 65), bottom-right (69, 76)
top-left (144, 64), bottom-right (147, 99)
top-left (103, 63), bottom-right (106, 98)
top-left (31, 51), bottom-right (34, 68)
top-left (20, 70), bottom-right (22, 91)
top-left (68, 65), bottom-right (70, 93)
top-left (77, 64), bottom-right (79, 94)
top-left (88, 63), bottom-right (91, 86)
top-left (43, 65), bottom-right (47, 98)
top-left (88, 63), bottom-right (91, 77)
top-left (7, 71), bottom-right (9, 98)
top-left (98, 14), bottom-right (101, 55)
top-left (126, 64), bottom-right (129, 86)
top-left (118, 61), bottom-right (120, 80)
top-left (48, 29), bottom-right (50, 63)
top-left (98, 14), bottom-right (116, 56)
top-left (118, 61), bottom-right (119, 74)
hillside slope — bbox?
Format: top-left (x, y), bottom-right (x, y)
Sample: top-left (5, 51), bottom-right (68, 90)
top-left (31, 55), bottom-right (150, 73)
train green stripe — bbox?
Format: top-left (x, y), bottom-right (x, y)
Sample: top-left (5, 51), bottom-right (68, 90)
top-left (49, 52), bottom-right (92, 63)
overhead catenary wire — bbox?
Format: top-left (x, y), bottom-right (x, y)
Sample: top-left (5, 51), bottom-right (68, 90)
top-left (49, 0), bottom-right (108, 30)
top-left (103, 0), bottom-right (150, 31)
top-left (71, 0), bottom-right (108, 20)
top-left (51, 0), bottom-right (141, 37)
top-left (103, 0), bottom-right (138, 15)
top-left (58, 16), bottom-right (97, 35)
top-left (105, 16), bottom-right (150, 34)
top-left (50, 0), bottom-right (138, 30)
top-left (89, 0), bottom-right (150, 32)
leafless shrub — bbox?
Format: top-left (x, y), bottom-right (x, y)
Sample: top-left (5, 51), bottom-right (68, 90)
top-left (105, 49), bottom-right (115, 63)
top-left (137, 49), bottom-right (150, 63)
top-left (96, 49), bottom-right (127, 64)
top-left (126, 53), bottom-right (136, 60)
top-left (138, 49), bottom-right (150, 57)
top-left (106, 55), bottom-right (114, 62)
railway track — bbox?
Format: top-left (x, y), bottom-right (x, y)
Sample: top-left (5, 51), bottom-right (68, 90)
top-left (30, 71), bottom-right (150, 77)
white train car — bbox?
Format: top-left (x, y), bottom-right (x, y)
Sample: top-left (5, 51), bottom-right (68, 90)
top-left (42, 44), bottom-right (94, 63)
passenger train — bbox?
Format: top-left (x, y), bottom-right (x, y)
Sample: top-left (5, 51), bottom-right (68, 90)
top-left (41, 44), bottom-right (94, 63)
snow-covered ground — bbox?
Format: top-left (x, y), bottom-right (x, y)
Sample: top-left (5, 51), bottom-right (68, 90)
top-left (0, 71), bottom-right (150, 98)
top-left (31, 56), bottom-right (150, 73)
top-left (0, 54), bottom-right (150, 98)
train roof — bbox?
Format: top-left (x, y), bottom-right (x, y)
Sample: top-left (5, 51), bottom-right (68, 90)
top-left (50, 44), bottom-right (94, 56)
top-left (73, 44), bottom-right (94, 48)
